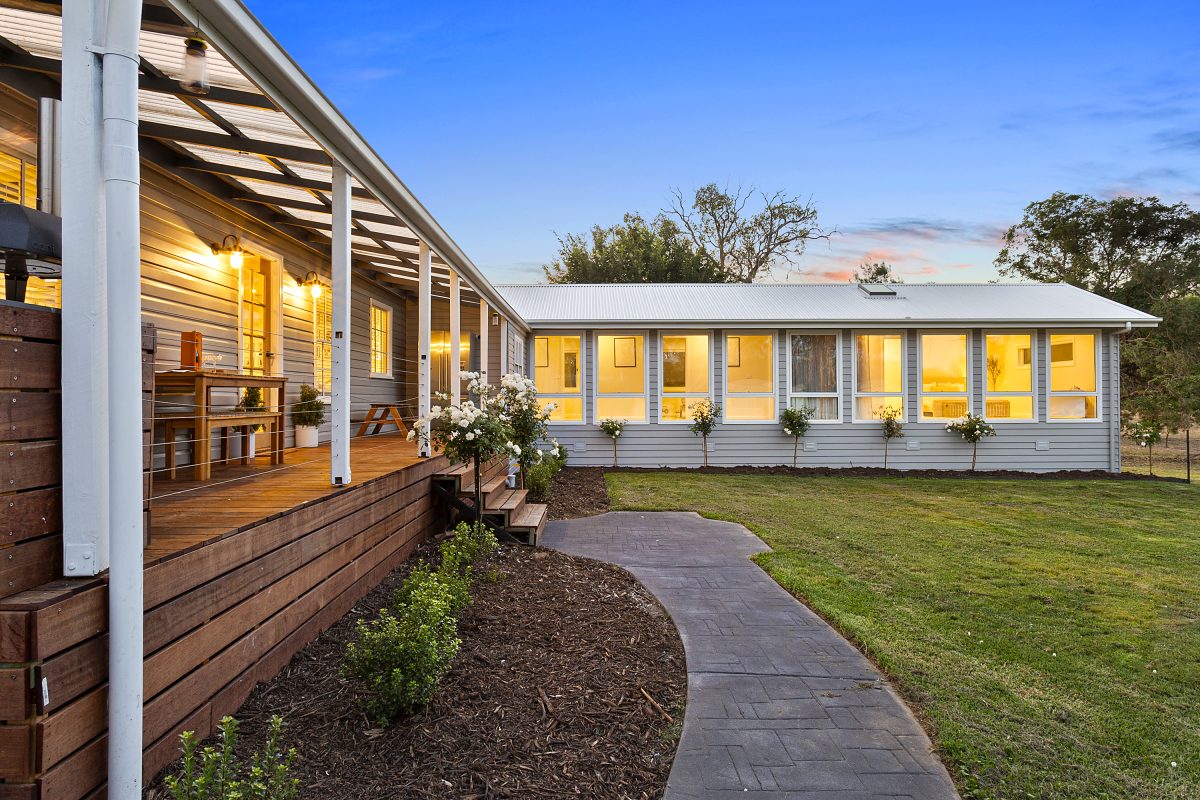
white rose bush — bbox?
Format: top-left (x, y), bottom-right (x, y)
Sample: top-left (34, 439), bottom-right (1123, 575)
top-left (496, 373), bottom-right (556, 488)
top-left (944, 413), bottom-right (997, 471)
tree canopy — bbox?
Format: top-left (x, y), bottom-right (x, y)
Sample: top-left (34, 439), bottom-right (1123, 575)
top-left (853, 261), bottom-right (902, 284)
top-left (543, 213), bottom-right (727, 284)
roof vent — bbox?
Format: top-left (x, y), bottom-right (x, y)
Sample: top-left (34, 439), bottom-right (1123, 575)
top-left (858, 283), bottom-right (897, 297)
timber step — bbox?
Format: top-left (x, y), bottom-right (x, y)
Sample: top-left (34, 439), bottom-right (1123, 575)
top-left (507, 503), bottom-right (548, 546)
top-left (433, 459), bottom-right (544, 544)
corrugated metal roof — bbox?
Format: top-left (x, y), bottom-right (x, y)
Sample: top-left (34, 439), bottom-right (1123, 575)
top-left (494, 283), bottom-right (1160, 328)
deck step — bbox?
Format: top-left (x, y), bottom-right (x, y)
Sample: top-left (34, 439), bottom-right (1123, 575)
top-left (492, 488), bottom-right (527, 513)
top-left (507, 503), bottom-right (548, 545)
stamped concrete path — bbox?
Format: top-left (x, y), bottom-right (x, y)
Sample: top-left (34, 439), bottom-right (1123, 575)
top-left (543, 512), bottom-right (959, 800)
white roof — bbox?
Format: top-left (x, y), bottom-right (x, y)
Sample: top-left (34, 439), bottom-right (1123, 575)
top-left (494, 282), bottom-right (1160, 328)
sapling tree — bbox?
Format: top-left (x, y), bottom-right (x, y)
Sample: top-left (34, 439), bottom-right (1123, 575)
top-left (599, 417), bottom-right (625, 467)
top-left (876, 406), bottom-right (904, 469)
top-left (1123, 417), bottom-right (1164, 475)
top-left (690, 398), bottom-right (721, 467)
top-left (780, 406), bottom-right (813, 467)
top-left (945, 413), bottom-right (997, 471)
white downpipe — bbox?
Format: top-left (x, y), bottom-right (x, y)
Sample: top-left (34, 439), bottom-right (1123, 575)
top-left (102, 0), bottom-right (145, 795)
top-left (330, 162), bottom-right (352, 485)
top-left (61, 0), bottom-right (109, 577)
top-left (417, 242), bottom-right (431, 457)
top-left (479, 299), bottom-right (489, 387)
top-left (449, 268), bottom-right (461, 406)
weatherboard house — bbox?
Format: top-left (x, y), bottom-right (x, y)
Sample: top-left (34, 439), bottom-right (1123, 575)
top-left (0, 0), bottom-right (1158, 797)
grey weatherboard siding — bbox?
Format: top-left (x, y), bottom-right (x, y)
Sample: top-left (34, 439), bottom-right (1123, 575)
top-left (530, 328), bottom-right (1122, 472)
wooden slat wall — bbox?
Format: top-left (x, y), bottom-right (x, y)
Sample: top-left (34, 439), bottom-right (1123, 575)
top-left (0, 455), bottom-right (446, 799)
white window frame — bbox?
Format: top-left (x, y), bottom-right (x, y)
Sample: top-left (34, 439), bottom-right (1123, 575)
top-left (592, 330), bottom-right (649, 425)
top-left (533, 331), bottom-right (584, 425)
top-left (786, 329), bottom-right (842, 424)
top-left (368, 298), bottom-right (393, 379)
top-left (236, 241), bottom-right (284, 378)
top-left (852, 330), bottom-right (907, 423)
top-left (982, 329), bottom-right (1037, 424)
top-left (1046, 329), bottom-right (1103, 423)
top-left (312, 279), bottom-right (332, 399)
top-left (916, 330), bottom-right (972, 423)
top-left (722, 329), bottom-right (778, 424)
top-left (658, 330), bottom-right (715, 425)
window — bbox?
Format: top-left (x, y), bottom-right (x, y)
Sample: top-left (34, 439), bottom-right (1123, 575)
top-left (660, 333), bottom-right (710, 422)
top-left (533, 335), bottom-right (582, 422)
top-left (312, 282), bottom-right (332, 394)
top-left (788, 333), bottom-right (840, 421)
top-left (369, 299), bottom-right (392, 378)
top-left (724, 332), bottom-right (775, 421)
top-left (919, 333), bottom-right (969, 421)
top-left (595, 334), bottom-right (646, 422)
top-left (984, 332), bottom-right (1034, 420)
top-left (854, 332), bottom-right (905, 420)
top-left (240, 256), bottom-right (269, 376)
top-left (1048, 332), bottom-right (1099, 420)
top-left (0, 149), bottom-right (36, 209)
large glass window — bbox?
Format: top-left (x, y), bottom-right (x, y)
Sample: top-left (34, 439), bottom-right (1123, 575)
top-left (789, 333), bottom-right (840, 421)
top-left (854, 333), bottom-right (904, 420)
top-left (724, 333), bottom-right (775, 421)
top-left (984, 332), bottom-right (1034, 420)
top-left (369, 299), bottom-right (392, 378)
top-left (534, 335), bottom-right (583, 422)
top-left (595, 334), bottom-right (646, 422)
top-left (919, 333), bottom-right (969, 421)
top-left (1049, 332), bottom-right (1099, 420)
top-left (660, 333), bottom-right (710, 422)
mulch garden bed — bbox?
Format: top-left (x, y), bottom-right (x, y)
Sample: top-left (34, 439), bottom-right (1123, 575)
top-left (147, 542), bottom-right (686, 800)
top-left (611, 464), bottom-right (1184, 481)
top-left (545, 467), bottom-right (611, 520)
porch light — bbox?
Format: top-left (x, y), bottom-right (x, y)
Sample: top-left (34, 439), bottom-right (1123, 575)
top-left (304, 271), bottom-right (323, 299)
top-left (182, 35), bottom-right (210, 95)
top-left (211, 234), bottom-right (244, 269)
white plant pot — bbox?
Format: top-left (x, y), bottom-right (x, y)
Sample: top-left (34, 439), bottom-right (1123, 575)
top-left (295, 425), bottom-right (319, 448)
top-left (245, 432), bottom-right (256, 460)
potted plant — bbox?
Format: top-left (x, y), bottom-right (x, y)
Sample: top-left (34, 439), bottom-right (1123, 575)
top-left (291, 384), bottom-right (326, 448)
top-left (945, 413), bottom-right (997, 471)
top-left (876, 405), bottom-right (904, 470)
top-left (780, 406), bottom-right (813, 467)
top-left (690, 398), bottom-right (720, 467)
top-left (599, 418), bottom-right (625, 467)
top-left (236, 386), bottom-right (267, 459)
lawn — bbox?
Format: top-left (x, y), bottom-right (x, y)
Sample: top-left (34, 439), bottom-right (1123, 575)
top-left (606, 472), bottom-right (1200, 800)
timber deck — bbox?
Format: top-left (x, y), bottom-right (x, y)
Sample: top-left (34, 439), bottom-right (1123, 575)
top-left (146, 432), bottom-right (423, 564)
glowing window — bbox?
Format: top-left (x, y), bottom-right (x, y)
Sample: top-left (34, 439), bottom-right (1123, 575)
top-left (1049, 332), bottom-right (1099, 420)
top-left (312, 283), bottom-right (332, 394)
top-left (984, 332), bottom-right (1035, 420)
top-left (854, 333), bottom-right (904, 421)
top-left (660, 333), bottom-right (711, 422)
top-left (369, 300), bottom-right (392, 377)
top-left (725, 333), bottom-right (775, 421)
top-left (240, 256), bottom-right (269, 376)
top-left (919, 333), bottom-right (969, 421)
top-left (534, 335), bottom-right (583, 422)
top-left (789, 333), bottom-right (840, 421)
top-left (595, 334), bottom-right (646, 422)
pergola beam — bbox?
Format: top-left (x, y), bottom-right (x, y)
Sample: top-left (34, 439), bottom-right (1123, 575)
top-left (176, 155), bottom-right (374, 196)
top-left (139, 121), bottom-right (331, 164)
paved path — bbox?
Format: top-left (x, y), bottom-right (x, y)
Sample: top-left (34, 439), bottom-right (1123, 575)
top-left (543, 512), bottom-right (959, 800)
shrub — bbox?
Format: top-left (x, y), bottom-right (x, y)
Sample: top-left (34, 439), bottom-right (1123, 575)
top-left (290, 383), bottom-right (325, 428)
top-left (599, 417), bottom-right (625, 467)
top-left (780, 406), bottom-right (813, 467)
top-left (689, 398), bottom-right (721, 467)
top-left (496, 373), bottom-right (554, 486)
top-left (395, 560), bottom-right (472, 618)
top-left (165, 714), bottom-right (299, 800)
top-left (343, 576), bottom-right (461, 724)
top-left (875, 405), bottom-right (904, 469)
top-left (525, 446), bottom-right (566, 500)
top-left (439, 521), bottom-right (499, 578)
top-left (945, 413), bottom-right (997, 470)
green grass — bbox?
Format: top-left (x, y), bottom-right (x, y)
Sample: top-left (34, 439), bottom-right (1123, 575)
top-left (606, 472), bottom-right (1200, 800)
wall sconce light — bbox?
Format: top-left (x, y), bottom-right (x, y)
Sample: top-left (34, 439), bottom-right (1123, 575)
top-left (210, 234), bottom-right (244, 269)
top-left (303, 271), bottom-right (323, 299)
top-left (491, 312), bottom-right (500, 326)
top-left (181, 35), bottom-right (210, 95)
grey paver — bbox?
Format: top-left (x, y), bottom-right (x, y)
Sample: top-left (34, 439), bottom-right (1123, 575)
top-left (543, 511), bottom-right (959, 800)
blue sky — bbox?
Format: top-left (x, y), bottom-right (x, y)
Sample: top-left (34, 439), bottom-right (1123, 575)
top-left (247, 0), bottom-right (1200, 284)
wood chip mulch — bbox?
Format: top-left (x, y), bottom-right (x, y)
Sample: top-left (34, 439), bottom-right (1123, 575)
top-left (147, 542), bottom-right (685, 800)
top-left (546, 467), bottom-right (612, 520)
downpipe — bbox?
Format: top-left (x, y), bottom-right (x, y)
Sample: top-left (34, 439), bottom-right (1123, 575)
top-left (102, 0), bottom-right (145, 794)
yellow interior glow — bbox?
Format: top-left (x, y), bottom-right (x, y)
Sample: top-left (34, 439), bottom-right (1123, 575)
top-left (920, 334), bottom-right (967, 393)
top-left (533, 335), bottom-right (581, 394)
top-left (856, 334), bottom-right (903, 393)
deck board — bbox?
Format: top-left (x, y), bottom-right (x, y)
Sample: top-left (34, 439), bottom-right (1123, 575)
top-left (147, 433), bottom-right (425, 563)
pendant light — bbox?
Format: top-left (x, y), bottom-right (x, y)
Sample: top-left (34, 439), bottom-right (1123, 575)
top-left (182, 35), bottom-right (210, 95)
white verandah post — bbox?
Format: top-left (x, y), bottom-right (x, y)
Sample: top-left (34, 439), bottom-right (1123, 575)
top-left (417, 241), bottom-right (432, 457)
top-left (479, 298), bottom-right (489, 387)
top-left (449, 267), bottom-right (461, 406)
top-left (330, 162), bottom-right (352, 485)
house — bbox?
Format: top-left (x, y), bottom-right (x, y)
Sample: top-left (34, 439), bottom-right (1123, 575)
top-left (494, 282), bottom-right (1159, 471)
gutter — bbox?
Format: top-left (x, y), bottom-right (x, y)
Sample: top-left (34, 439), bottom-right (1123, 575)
top-left (166, 0), bottom-right (530, 333)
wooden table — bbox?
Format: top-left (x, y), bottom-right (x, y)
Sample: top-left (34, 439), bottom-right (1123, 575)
top-left (155, 370), bottom-right (287, 481)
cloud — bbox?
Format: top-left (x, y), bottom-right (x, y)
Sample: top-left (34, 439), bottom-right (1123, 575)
top-left (845, 217), bottom-right (1007, 247)
top-left (1154, 129), bottom-right (1200, 151)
